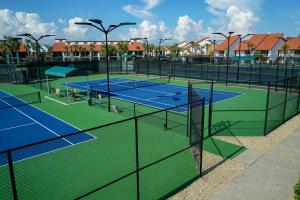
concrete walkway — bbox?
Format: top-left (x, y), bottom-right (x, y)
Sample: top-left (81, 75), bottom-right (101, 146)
top-left (210, 128), bottom-right (300, 200)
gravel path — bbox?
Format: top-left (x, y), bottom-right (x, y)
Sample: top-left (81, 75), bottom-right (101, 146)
top-left (170, 115), bottom-right (300, 200)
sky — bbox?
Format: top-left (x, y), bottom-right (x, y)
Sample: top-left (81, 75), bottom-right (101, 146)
top-left (0, 0), bottom-right (299, 44)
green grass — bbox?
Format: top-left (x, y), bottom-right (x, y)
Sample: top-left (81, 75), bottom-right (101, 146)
top-left (1, 74), bottom-right (273, 199)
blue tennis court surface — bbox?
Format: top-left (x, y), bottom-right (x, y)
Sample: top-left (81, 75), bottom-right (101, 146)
top-left (0, 91), bottom-right (95, 166)
top-left (65, 78), bottom-right (242, 112)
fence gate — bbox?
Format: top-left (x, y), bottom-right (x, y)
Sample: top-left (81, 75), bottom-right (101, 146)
top-left (188, 82), bottom-right (205, 175)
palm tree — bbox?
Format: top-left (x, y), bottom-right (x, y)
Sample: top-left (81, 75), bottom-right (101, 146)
top-left (24, 39), bottom-right (33, 60)
top-left (89, 43), bottom-right (95, 61)
top-left (169, 43), bottom-right (181, 58)
top-left (116, 42), bottom-right (128, 59)
top-left (44, 45), bottom-right (53, 61)
top-left (189, 41), bottom-right (195, 54)
top-left (0, 36), bottom-right (19, 64)
top-left (247, 42), bottom-right (255, 56)
top-left (148, 44), bottom-right (155, 58)
top-left (99, 44), bottom-right (117, 60)
top-left (63, 45), bottom-right (69, 61)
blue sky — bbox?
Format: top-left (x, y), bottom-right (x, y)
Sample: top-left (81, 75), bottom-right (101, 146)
top-left (0, 0), bottom-right (299, 44)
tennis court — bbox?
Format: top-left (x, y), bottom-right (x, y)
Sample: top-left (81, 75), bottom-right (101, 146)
top-left (63, 77), bottom-right (242, 112)
top-left (0, 90), bottom-right (95, 166)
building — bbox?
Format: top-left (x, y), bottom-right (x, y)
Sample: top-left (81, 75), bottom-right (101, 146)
top-left (0, 38), bottom-right (28, 64)
top-left (180, 37), bottom-right (210, 56)
top-left (278, 35), bottom-right (300, 63)
top-left (254, 33), bottom-right (284, 63)
top-left (52, 39), bottom-right (131, 61)
top-left (127, 40), bottom-right (145, 57)
top-left (234, 34), bottom-right (268, 57)
top-left (214, 35), bottom-right (240, 60)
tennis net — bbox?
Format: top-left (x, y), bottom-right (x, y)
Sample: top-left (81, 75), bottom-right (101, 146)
top-left (0, 91), bottom-right (41, 110)
top-left (89, 76), bottom-right (170, 93)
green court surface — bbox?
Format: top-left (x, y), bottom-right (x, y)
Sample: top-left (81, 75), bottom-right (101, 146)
top-left (0, 74), bottom-right (269, 199)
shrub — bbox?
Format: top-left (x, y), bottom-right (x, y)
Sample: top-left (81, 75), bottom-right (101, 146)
top-left (295, 178), bottom-right (300, 200)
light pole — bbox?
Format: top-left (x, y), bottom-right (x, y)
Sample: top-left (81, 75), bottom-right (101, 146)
top-left (131, 37), bottom-right (149, 77)
top-left (213, 32), bottom-right (234, 85)
top-left (17, 33), bottom-right (55, 90)
top-left (159, 38), bottom-right (171, 77)
top-left (236, 34), bottom-right (254, 83)
top-left (75, 19), bottom-right (136, 112)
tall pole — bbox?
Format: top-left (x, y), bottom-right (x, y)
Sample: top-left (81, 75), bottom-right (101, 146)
top-left (213, 32), bottom-right (234, 85)
top-left (17, 33), bottom-right (55, 90)
top-left (158, 38), bottom-right (171, 77)
top-left (236, 34), bottom-right (254, 83)
top-left (105, 32), bottom-right (111, 111)
top-left (75, 19), bottom-right (136, 112)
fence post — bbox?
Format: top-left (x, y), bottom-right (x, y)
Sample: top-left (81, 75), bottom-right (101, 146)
top-left (165, 110), bottom-right (168, 131)
top-left (249, 64), bottom-right (253, 88)
top-left (297, 81), bottom-right (300, 113)
top-left (187, 81), bottom-right (191, 137)
top-left (7, 150), bottom-right (18, 200)
top-left (208, 81), bottom-right (214, 136)
top-left (134, 118), bottom-right (141, 200)
top-left (263, 82), bottom-right (271, 135)
top-left (282, 78), bottom-right (289, 123)
top-left (199, 98), bottom-right (205, 176)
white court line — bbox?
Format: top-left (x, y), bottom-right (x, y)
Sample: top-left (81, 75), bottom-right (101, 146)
top-left (0, 122), bottom-right (36, 132)
top-left (45, 96), bottom-right (68, 105)
top-left (0, 90), bottom-right (96, 141)
top-left (0, 98), bottom-right (74, 145)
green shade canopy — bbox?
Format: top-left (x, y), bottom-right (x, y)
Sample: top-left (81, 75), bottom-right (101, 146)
top-left (122, 54), bottom-right (134, 58)
top-left (231, 56), bottom-right (256, 61)
top-left (45, 66), bottom-right (85, 78)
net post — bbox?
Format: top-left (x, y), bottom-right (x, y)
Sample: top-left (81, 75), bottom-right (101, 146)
top-left (282, 78), bottom-right (289, 122)
top-left (199, 97), bottom-right (205, 176)
top-left (38, 91), bottom-right (42, 103)
top-left (263, 82), bottom-right (271, 136)
top-left (134, 117), bottom-right (141, 200)
top-left (208, 81), bottom-right (214, 136)
top-left (7, 150), bottom-right (18, 200)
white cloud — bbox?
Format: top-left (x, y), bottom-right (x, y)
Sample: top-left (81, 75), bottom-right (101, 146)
top-left (174, 15), bottom-right (205, 41)
top-left (0, 9), bottom-right (56, 38)
top-left (63, 17), bottom-right (88, 40)
top-left (205, 0), bottom-right (263, 35)
top-left (122, 0), bottom-right (162, 19)
top-left (126, 15), bottom-right (212, 42)
top-left (58, 18), bottom-right (66, 24)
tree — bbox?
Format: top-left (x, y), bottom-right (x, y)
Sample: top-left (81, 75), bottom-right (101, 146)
top-left (0, 36), bottom-right (20, 64)
top-left (116, 42), bottom-right (128, 60)
top-left (44, 44), bottom-right (53, 61)
top-left (89, 43), bottom-right (95, 61)
top-left (247, 42), bottom-right (255, 56)
top-left (99, 44), bottom-right (117, 60)
top-left (169, 43), bottom-right (181, 58)
top-left (64, 45), bottom-right (69, 61)
top-left (24, 39), bottom-right (33, 60)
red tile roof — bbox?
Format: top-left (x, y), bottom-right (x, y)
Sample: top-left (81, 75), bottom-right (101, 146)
top-left (279, 36), bottom-right (300, 50)
top-left (128, 41), bottom-right (144, 51)
top-left (255, 33), bottom-right (284, 51)
top-left (52, 42), bottom-right (65, 52)
top-left (215, 35), bottom-right (240, 51)
top-left (52, 42), bottom-right (102, 52)
top-left (234, 34), bottom-right (268, 51)
top-left (0, 42), bottom-right (27, 53)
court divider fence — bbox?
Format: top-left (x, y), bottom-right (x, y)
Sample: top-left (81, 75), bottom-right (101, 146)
top-left (0, 96), bottom-right (205, 200)
top-left (134, 59), bottom-right (300, 87)
top-left (190, 76), bottom-right (300, 138)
